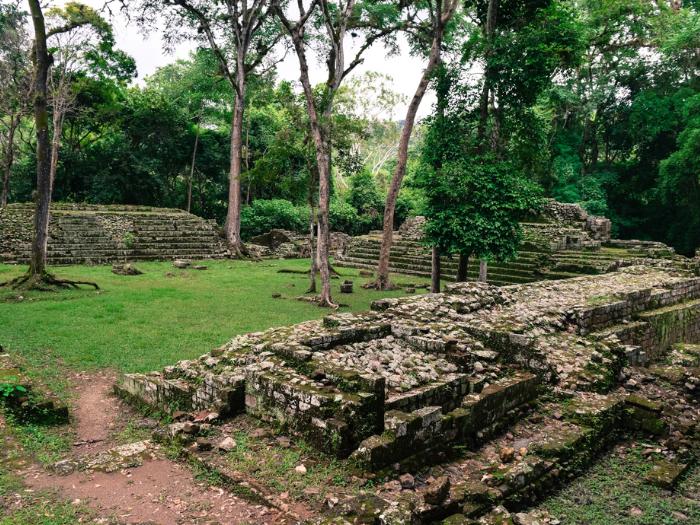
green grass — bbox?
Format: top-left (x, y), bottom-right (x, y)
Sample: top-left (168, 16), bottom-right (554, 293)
top-left (226, 429), bottom-right (365, 503)
top-left (0, 259), bottom-right (427, 374)
top-left (539, 444), bottom-right (700, 524)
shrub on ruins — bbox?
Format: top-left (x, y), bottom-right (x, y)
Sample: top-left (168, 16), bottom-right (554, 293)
top-left (240, 199), bottom-right (309, 240)
top-left (417, 154), bottom-right (542, 266)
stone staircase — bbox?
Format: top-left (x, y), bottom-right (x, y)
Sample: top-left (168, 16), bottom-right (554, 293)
top-left (0, 203), bottom-right (227, 265)
top-left (337, 233), bottom-right (658, 286)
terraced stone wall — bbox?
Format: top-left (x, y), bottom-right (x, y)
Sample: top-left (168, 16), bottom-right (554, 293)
top-left (118, 267), bottom-right (700, 460)
top-left (0, 203), bottom-right (227, 265)
top-left (115, 266), bottom-right (700, 523)
top-left (337, 200), bottom-right (692, 286)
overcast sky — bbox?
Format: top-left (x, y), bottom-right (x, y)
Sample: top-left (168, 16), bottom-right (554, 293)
top-left (54, 0), bottom-right (436, 117)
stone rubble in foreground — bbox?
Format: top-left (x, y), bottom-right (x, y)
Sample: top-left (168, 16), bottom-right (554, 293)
top-left (117, 264), bottom-right (700, 523)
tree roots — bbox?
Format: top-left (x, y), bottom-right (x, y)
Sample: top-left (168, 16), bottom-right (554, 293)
top-left (0, 271), bottom-right (100, 291)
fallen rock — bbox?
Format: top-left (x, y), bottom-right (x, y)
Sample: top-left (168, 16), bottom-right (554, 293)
top-left (53, 459), bottom-right (78, 476)
top-left (111, 263), bottom-right (143, 276)
top-left (499, 446), bottom-right (516, 463)
top-left (424, 476), bottom-right (450, 505)
top-left (196, 438), bottom-right (213, 451)
top-left (173, 259), bottom-right (191, 269)
top-left (645, 459), bottom-right (689, 489)
top-left (399, 473), bottom-right (415, 489)
top-left (217, 437), bottom-right (237, 452)
top-left (295, 464), bottom-right (307, 474)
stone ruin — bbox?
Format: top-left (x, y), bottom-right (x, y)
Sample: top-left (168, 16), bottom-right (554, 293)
top-left (0, 203), bottom-right (227, 265)
top-left (118, 263), bottom-right (700, 523)
top-left (338, 199), bottom-right (688, 286)
top-left (246, 228), bottom-right (351, 259)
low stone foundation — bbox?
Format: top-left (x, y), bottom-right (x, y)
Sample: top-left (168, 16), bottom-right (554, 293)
top-left (118, 267), bottom-right (700, 459)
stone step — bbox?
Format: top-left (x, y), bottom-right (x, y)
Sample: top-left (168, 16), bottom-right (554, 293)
top-left (346, 249), bottom-right (540, 272)
top-left (336, 260), bottom-right (526, 287)
top-left (338, 257), bottom-right (542, 283)
top-left (350, 372), bottom-right (541, 471)
top-left (430, 393), bottom-right (638, 522)
top-left (8, 252), bottom-right (223, 265)
top-left (46, 242), bottom-right (221, 252)
top-left (373, 392), bottom-right (627, 523)
top-left (1, 203), bottom-right (225, 264)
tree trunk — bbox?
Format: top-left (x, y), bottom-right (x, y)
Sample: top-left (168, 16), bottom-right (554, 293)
top-left (431, 247), bottom-right (441, 293)
top-left (307, 208), bottom-right (318, 293)
top-left (49, 107), bottom-right (63, 195)
top-left (288, 30), bottom-right (336, 307)
top-left (456, 253), bottom-right (469, 282)
top-left (477, 0), bottom-right (498, 150)
top-left (27, 0), bottom-right (52, 278)
top-left (479, 259), bottom-right (488, 282)
top-left (1, 114), bottom-right (17, 208)
top-left (307, 159), bottom-right (319, 293)
top-left (225, 80), bottom-right (245, 256)
top-left (315, 143), bottom-right (333, 306)
top-left (187, 120), bottom-right (200, 213)
top-left (375, 3), bottom-right (455, 290)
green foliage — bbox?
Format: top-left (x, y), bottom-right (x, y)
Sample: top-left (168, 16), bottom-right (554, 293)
top-left (658, 93), bottom-right (700, 255)
top-left (347, 170), bottom-right (384, 218)
top-left (240, 199), bottom-right (309, 239)
top-left (417, 63), bottom-right (543, 263)
top-left (0, 378), bottom-right (26, 399)
top-left (419, 155), bottom-right (542, 261)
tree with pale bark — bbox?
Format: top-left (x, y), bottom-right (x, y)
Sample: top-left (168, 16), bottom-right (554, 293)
top-left (0, 1), bottom-right (31, 209)
top-left (133, 0), bottom-right (285, 257)
top-left (275, 0), bottom-right (410, 307)
top-left (372, 0), bottom-right (460, 290)
top-left (45, 2), bottom-right (134, 195)
top-left (1, 0), bottom-right (99, 290)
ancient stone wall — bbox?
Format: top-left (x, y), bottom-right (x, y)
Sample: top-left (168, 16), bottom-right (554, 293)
top-left (336, 200), bottom-right (694, 285)
top-left (0, 203), bottom-right (227, 264)
top-left (118, 266), bottom-right (700, 461)
top-left (247, 229), bottom-right (350, 259)
top-left (115, 265), bottom-right (700, 523)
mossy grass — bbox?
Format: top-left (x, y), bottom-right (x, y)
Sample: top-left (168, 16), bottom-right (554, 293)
top-left (538, 443), bottom-right (700, 524)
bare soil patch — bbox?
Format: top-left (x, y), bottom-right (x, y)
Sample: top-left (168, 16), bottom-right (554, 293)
top-left (17, 371), bottom-right (294, 524)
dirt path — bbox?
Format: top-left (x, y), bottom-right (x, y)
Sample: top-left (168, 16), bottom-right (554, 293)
top-left (20, 372), bottom-right (295, 524)
top-left (70, 370), bottom-right (121, 455)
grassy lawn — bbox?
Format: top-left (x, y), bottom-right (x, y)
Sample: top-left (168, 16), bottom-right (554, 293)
top-left (0, 259), bottom-right (427, 375)
top-left (538, 443), bottom-right (700, 524)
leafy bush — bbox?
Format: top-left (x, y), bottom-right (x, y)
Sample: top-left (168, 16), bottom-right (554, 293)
top-left (240, 199), bottom-right (309, 240)
top-left (347, 170), bottom-right (384, 216)
top-left (327, 199), bottom-right (358, 236)
top-left (242, 193), bottom-right (392, 240)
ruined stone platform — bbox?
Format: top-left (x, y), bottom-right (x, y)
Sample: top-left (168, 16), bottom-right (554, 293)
top-left (0, 203), bottom-right (227, 265)
top-left (117, 265), bottom-right (700, 522)
top-left (337, 200), bottom-right (689, 286)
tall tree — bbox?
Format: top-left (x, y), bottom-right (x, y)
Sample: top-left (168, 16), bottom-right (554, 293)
top-left (416, 74), bottom-right (542, 293)
top-left (373, 0), bottom-right (460, 290)
top-left (2, 0), bottom-right (98, 289)
top-left (146, 49), bottom-right (232, 212)
top-left (276, 0), bottom-right (407, 306)
top-left (134, 0), bottom-right (283, 256)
